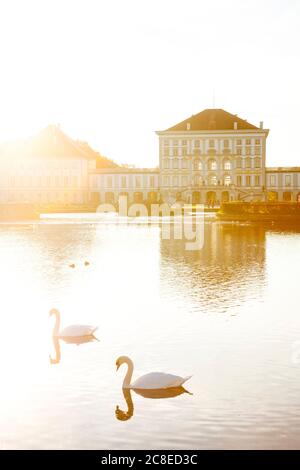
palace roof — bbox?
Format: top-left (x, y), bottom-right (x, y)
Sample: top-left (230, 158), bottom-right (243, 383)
top-left (164, 108), bottom-right (260, 132)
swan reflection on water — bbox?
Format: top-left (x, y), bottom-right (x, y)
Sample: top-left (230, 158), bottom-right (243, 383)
top-left (115, 386), bottom-right (192, 421)
top-left (49, 334), bottom-right (98, 365)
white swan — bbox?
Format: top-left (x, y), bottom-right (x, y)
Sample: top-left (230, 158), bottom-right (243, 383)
top-left (116, 356), bottom-right (192, 390)
top-left (49, 308), bottom-right (98, 338)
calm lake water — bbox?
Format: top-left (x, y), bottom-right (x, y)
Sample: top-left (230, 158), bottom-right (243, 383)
top-left (0, 213), bottom-right (300, 450)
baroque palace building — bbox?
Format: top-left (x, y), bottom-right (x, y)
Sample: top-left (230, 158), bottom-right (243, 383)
top-left (157, 108), bottom-right (300, 204)
top-left (0, 108), bottom-right (299, 206)
top-left (157, 108), bottom-right (268, 205)
top-left (0, 125), bottom-right (98, 204)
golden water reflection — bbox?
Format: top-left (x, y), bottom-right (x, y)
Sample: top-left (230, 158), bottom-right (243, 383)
top-left (49, 335), bottom-right (98, 365)
top-left (0, 215), bottom-right (300, 449)
top-left (160, 221), bottom-right (266, 312)
top-left (115, 387), bottom-right (191, 421)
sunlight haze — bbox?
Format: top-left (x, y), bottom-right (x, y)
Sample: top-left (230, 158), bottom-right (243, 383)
top-left (0, 0), bottom-right (299, 167)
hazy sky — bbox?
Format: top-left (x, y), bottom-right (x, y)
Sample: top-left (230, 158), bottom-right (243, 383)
top-left (0, 0), bottom-right (299, 167)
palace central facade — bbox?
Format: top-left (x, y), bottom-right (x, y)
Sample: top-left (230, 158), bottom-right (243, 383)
top-left (0, 108), bottom-right (299, 205)
top-left (156, 108), bottom-right (268, 205)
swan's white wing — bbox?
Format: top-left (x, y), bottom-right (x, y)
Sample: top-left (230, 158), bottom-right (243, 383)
top-left (131, 372), bottom-right (191, 390)
top-left (59, 325), bottom-right (97, 337)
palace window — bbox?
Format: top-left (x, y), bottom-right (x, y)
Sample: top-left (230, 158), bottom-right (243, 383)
top-left (121, 176), bottom-right (127, 188)
top-left (208, 160), bottom-right (217, 170)
top-left (237, 148), bottom-right (242, 155)
top-left (149, 176), bottom-right (155, 187)
top-left (224, 175), bottom-right (231, 186)
top-left (237, 175), bottom-right (242, 187)
top-left (194, 175), bottom-right (200, 185)
top-left (255, 176), bottom-right (260, 186)
top-left (255, 157), bottom-right (261, 168)
top-left (224, 160), bottom-right (231, 170)
top-left (209, 139), bottom-right (215, 148)
top-left (246, 176), bottom-right (251, 186)
top-left (193, 148), bottom-right (201, 156)
top-left (182, 147), bottom-right (187, 156)
top-left (236, 157), bottom-right (242, 168)
top-left (194, 140), bottom-right (200, 147)
top-left (163, 176), bottom-right (170, 186)
top-left (173, 140), bottom-right (178, 146)
top-left (182, 140), bottom-right (187, 146)
top-left (173, 148), bottom-right (178, 157)
top-left (135, 176), bottom-right (141, 188)
top-left (182, 159), bottom-right (188, 169)
top-left (163, 139), bottom-right (169, 146)
top-left (163, 159), bottom-right (169, 169)
top-left (194, 160), bottom-right (202, 171)
top-left (107, 176), bottom-right (112, 188)
top-left (173, 158), bottom-right (179, 169)
top-left (173, 176), bottom-right (179, 187)
top-left (285, 175), bottom-right (291, 187)
top-left (223, 139), bottom-right (229, 148)
top-left (246, 139), bottom-right (251, 145)
top-left (245, 157), bottom-right (251, 168)
top-left (209, 175), bottom-right (217, 186)
top-left (163, 148), bottom-right (169, 156)
top-left (237, 139), bottom-right (242, 146)
top-left (255, 146), bottom-right (261, 155)
top-left (269, 175), bottom-right (276, 187)
top-left (182, 176), bottom-right (188, 186)
top-left (246, 147), bottom-right (251, 155)
top-left (255, 139), bottom-right (261, 145)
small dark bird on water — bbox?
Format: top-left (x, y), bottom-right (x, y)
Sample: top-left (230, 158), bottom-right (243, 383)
top-left (84, 261), bottom-right (90, 266)
top-left (69, 263), bottom-right (76, 269)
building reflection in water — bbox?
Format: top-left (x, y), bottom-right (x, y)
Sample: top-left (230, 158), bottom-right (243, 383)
top-left (159, 220), bottom-right (266, 313)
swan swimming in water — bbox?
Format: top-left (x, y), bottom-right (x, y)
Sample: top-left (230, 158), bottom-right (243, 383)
top-left (116, 356), bottom-right (192, 390)
top-left (49, 308), bottom-right (98, 338)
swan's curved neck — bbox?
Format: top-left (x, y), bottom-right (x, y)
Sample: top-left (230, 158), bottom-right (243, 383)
top-left (122, 358), bottom-right (134, 388)
top-left (52, 311), bottom-right (61, 337)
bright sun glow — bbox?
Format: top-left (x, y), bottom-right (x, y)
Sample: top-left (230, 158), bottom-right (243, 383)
top-left (0, 0), bottom-right (299, 167)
